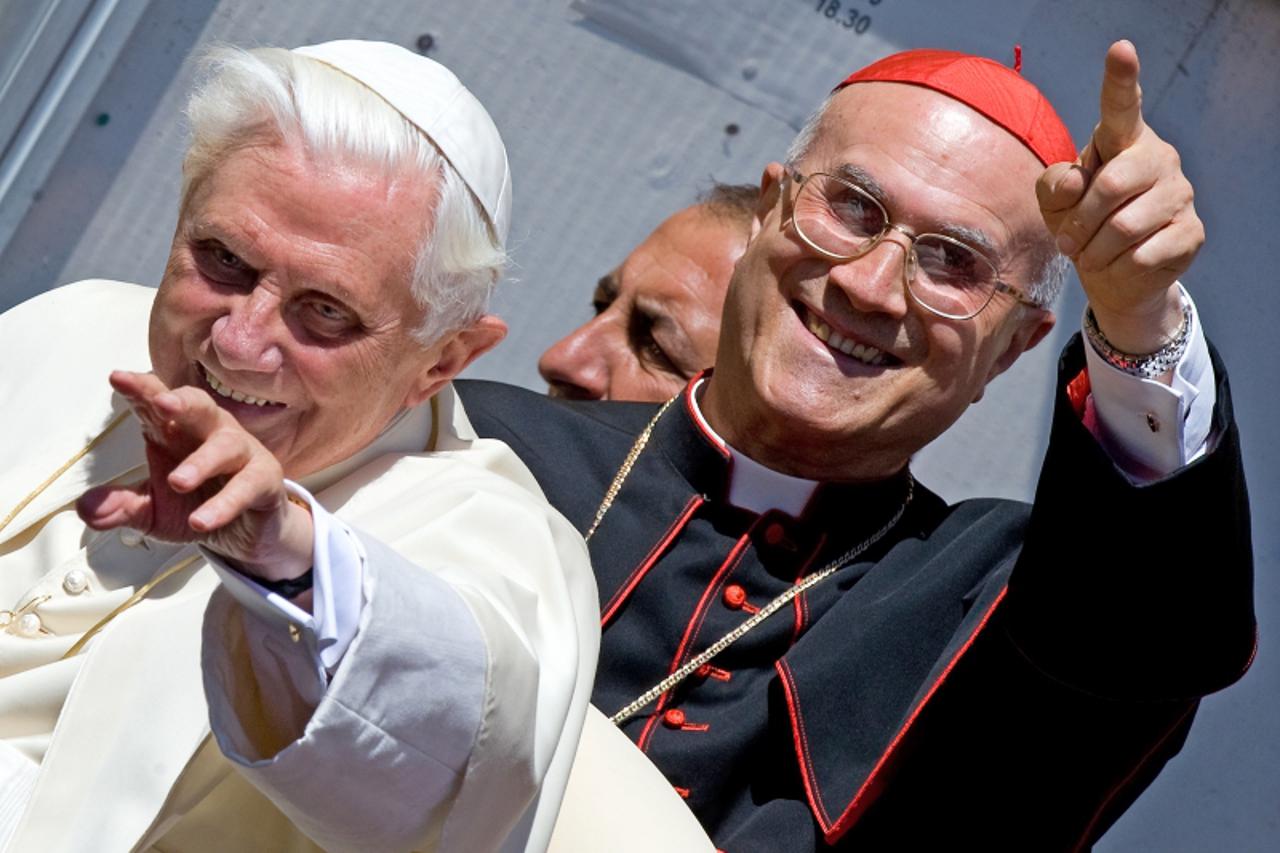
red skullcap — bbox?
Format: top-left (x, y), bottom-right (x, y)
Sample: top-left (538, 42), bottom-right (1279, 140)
top-left (836, 48), bottom-right (1077, 166)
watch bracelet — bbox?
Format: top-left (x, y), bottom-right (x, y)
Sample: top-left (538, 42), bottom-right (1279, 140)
top-left (1083, 301), bottom-right (1191, 380)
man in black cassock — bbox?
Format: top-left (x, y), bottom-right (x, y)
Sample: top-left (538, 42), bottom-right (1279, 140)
top-left (458, 41), bottom-right (1254, 851)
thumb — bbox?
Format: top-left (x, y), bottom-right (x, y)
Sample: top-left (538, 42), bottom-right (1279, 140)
top-left (77, 482), bottom-right (153, 532)
top-left (1036, 162), bottom-right (1090, 233)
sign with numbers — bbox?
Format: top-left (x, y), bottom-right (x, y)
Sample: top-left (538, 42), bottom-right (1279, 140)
top-left (571, 0), bottom-right (1035, 128)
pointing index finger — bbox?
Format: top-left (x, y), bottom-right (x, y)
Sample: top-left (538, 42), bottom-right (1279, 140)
top-left (1093, 40), bottom-right (1145, 163)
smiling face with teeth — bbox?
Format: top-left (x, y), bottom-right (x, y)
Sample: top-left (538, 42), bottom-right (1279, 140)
top-left (147, 140), bottom-right (505, 479)
top-left (701, 82), bottom-right (1056, 482)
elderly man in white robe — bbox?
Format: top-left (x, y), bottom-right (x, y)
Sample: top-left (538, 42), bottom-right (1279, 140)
top-left (0, 41), bottom-right (602, 853)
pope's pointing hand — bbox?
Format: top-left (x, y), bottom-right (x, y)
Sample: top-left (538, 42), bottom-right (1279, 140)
top-left (1036, 40), bottom-right (1203, 356)
top-left (76, 370), bottom-right (313, 587)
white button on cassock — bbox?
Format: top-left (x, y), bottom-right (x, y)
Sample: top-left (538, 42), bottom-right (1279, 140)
top-left (16, 612), bottom-right (42, 637)
top-left (62, 569), bottom-right (89, 595)
top-left (119, 529), bottom-right (145, 548)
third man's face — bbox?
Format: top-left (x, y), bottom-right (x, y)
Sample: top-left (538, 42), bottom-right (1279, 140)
top-left (704, 82), bottom-right (1053, 480)
top-left (538, 206), bottom-right (746, 402)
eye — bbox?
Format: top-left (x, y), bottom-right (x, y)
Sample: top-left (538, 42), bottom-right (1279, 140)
top-left (915, 237), bottom-right (990, 291)
top-left (628, 313), bottom-right (682, 377)
top-left (213, 246), bottom-right (245, 269)
top-left (828, 188), bottom-right (883, 237)
top-left (302, 298), bottom-right (358, 338)
top-left (192, 241), bottom-right (256, 288)
top-left (641, 335), bottom-right (676, 372)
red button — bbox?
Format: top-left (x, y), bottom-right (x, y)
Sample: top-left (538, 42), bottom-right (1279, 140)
top-left (723, 584), bottom-right (747, 609)
top-left (764, 522), bottom-right (785, 545)
top-left (663, 708), bottom-right (686, 728)
top-left (695, 664), bottom-right (712, 678)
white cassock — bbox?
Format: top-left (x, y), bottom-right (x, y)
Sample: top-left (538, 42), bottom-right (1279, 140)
top-left (0, 280), bottom-right (629, 852)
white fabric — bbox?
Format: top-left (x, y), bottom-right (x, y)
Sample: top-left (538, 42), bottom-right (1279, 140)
top-left (0, 280), bottom-right (599, 853)
top-left (546, 707), bottom-right (715, 852)
top-left (294, 40), bottom-right (512, 243)
top-left (0, 742), bottom-right (37, 850)
top-left (205, 480), bottom-right (364, 677)
top-left (1083, 283), bottom-right (1214, 479)
top-left (727, 448), bottom-right (819, 516)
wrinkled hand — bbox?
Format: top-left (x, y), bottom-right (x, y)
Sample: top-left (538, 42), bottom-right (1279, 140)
top-left (76, 370), bottom-right (313, 583)
top-left (1036, 40), bottom-right (1203, 356)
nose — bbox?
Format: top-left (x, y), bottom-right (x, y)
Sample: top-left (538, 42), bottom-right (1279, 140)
top-left (826, 232), bottom-right (912, 319)
top-left (538, 317), bottom-right (612, 400)
top-left (210, 288), bottom-right (285, 373)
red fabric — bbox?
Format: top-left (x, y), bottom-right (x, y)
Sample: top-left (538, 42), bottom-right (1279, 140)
top-left (836, 49), bottom-right (1076, 166)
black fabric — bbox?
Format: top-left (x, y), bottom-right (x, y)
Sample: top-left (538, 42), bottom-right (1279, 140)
top-left (456, 335), bottom-right (1253, 852)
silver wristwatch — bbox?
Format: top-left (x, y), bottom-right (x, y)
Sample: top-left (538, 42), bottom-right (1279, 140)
top-left (1083, 301), bottom-right (1192, 380)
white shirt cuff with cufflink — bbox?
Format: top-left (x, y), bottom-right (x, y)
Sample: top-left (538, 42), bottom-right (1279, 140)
top-left (1082, 283), bottom-right (1215, 480)
top-left (201, 480), bottom-right (365, 680)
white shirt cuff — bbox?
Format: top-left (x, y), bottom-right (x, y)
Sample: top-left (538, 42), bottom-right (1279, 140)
top-left (201, 480), bottom-right (366, 678)
top-left (1082, 284), bottom-right (1215, 480)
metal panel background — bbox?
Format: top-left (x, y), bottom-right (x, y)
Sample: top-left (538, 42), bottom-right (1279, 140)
top-left (0, 0), bottom-right (1275, 848)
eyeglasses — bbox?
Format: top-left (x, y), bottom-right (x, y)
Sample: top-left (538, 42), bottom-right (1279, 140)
top-left (786, 170), bottom-right (1042, 320)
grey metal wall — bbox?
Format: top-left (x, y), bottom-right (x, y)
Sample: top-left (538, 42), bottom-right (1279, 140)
top-left (0, 1), bottom-right (1275, 848)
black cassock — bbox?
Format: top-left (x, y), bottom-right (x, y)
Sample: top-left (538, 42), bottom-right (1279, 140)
top-left (457, 336), bottom-right (1253, 852)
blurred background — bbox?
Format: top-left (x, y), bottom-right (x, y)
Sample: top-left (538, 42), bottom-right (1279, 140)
top-left (0, 0), bottom-right (1275, 847)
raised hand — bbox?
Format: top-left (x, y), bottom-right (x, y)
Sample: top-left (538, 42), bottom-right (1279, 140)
top-left (76, 371), bottom-right (313, 584)
top-left (1036, 40), bottom-right (1203, 356)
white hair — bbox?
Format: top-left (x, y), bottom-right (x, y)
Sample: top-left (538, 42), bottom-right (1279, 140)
top-left (785, 93), bottom-right (1069, 307)
top-left (182, 46), bottom-right (506, 343)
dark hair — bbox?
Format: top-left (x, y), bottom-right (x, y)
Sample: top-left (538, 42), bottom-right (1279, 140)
top-left (696, 182), bottom-right (759, 234)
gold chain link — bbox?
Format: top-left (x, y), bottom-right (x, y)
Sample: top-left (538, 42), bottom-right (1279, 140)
top-left (584, 395), bottom-right (677, 542)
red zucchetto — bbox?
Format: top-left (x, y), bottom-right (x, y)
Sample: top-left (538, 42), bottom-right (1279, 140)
top-left (836, 48), bottom-right (1078, 166)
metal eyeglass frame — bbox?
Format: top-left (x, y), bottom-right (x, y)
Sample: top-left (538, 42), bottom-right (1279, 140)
top-left (785, 169), bottom-right (1043, 320)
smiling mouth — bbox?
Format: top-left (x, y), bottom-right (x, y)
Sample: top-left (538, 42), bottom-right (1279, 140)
top-left (198, 363), bottom-right (286, 408)
top-left (796, 304), bottom-right (899, 367)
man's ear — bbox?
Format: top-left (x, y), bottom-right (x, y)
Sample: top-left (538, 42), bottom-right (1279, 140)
top-left (972, 310), bottom-right (1056, 403)
top-left (750, 163), bottom-right (788, 242)
top-left (402, 315), bottom-right (508, 408)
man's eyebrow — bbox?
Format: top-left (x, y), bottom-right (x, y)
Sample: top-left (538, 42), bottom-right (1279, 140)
top-left (832, 163), bottom-right (889, 204)
top-left (593, 272), bottom-right (620, 302)
top-left (939, 223), bottom-right (1002, 262)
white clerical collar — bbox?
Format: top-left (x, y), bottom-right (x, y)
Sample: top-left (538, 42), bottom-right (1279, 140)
top-left (687, 378), bottom-right (819, 517)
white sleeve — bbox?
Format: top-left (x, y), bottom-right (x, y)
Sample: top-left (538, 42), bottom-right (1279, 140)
top-left (1082, 284), bottom-right (1215, 481)
top-left (199, 446), bottom-right (600, 853)
top-left (200, 480), bottom-right (363, 680)
top-left (202, 534), bottom-right (490, 853)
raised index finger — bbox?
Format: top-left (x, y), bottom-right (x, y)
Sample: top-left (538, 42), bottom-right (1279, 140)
top-left (1093, 40), bottom-right (1145, 163)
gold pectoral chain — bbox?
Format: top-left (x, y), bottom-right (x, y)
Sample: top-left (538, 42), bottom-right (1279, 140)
top-left (0, 409), bottom-right (203, 658)
top-left (589, 395), bottom-right (914, 726)
top-left (59, 554), bottom-right (201, 659)
top-left (0, 410), bottom-right (131, 536)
